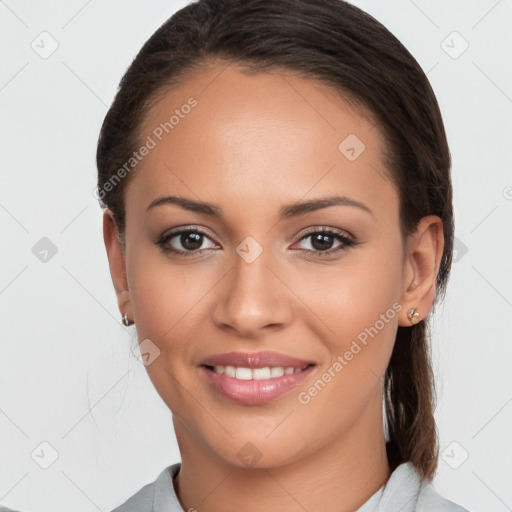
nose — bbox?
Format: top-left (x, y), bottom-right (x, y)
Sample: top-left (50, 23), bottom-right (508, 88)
top-left (211, 245), bottom-right (294, 339)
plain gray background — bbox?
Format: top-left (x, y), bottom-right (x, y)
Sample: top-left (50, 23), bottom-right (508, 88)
top-left (0, 1), bottom-right (511, 511)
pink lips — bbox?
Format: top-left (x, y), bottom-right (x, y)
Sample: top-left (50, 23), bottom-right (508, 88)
top-left (199, 350), bottom-right (316, 405)
top-left (200, 350), bottom-right (313, 369)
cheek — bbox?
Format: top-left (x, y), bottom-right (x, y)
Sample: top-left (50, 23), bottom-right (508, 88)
top-left (126, 255), bottom-right (207, 412)
top-left (127, 245), bottom-right (211, 339)
top-left (299, 241), bottom-right (403, 340)
top-left (293, 274), bottom-right (401, 445)
top-left (295, 239), bottom-right (404, 400)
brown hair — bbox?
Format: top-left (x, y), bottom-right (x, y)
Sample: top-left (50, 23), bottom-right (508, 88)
top-left (96, 0), bottom-right (453, 482)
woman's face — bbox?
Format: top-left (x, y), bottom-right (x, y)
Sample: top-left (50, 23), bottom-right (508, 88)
top-left (106, 63), bottom-right (430, 469)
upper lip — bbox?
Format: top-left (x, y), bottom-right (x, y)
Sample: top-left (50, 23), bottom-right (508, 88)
top-left (200, 350), bottom-right (314, 369)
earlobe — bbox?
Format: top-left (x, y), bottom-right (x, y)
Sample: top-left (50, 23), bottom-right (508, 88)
top-left (398, 215), bottom-right (444, 327)
top-left (103, 210), bottom-right (133, 323)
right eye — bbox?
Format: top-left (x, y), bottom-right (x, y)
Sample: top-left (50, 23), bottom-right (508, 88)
top-left (155, 226), bottom-right (219, 257)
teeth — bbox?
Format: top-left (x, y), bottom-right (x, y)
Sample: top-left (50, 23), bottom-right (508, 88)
top-left (224, 365), bottom-right (236, 378)
top-left (270, 367), bottom-right (284, 378)
top-left (210, 365), bottom-right (308, 380)
top-left (235, 367), bottom-right (253, 380)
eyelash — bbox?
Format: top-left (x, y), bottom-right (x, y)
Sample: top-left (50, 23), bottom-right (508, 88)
top-left (155, 226), bottom-right (357, 259)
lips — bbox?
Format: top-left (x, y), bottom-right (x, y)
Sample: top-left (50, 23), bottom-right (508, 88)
top-left (200, 350), bottom-right (314, 369)
top-left (198, 350), bottom-right (316, 405)
top-left (200, 364), bottom-right (315, 405)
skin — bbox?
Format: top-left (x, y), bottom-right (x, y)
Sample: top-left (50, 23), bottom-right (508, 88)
top-left (103, 62), bottom-right (444, 512)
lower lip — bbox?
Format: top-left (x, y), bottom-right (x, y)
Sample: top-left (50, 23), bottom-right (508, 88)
top-left (200, 365), bottom-right (315, 405)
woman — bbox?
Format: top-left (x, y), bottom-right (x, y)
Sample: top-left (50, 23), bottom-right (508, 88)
top-left (97, 0), bottom-right (470, 510)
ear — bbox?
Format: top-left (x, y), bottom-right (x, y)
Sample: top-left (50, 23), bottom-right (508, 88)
top-left (103, 210), bottom-right (132, 322)
top-left (398, 215), bottom-right (444, 327)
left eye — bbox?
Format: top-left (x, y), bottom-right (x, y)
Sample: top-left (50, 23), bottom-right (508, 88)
top-left (293, 229), bottom-right (355, 254)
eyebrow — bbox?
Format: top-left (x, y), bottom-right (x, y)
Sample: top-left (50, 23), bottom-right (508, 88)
top-left (145, 194), bottom-right (373, 218)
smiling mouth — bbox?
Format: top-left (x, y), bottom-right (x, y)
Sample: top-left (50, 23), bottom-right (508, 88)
top-left (202, 363), bottom-right (315, 381)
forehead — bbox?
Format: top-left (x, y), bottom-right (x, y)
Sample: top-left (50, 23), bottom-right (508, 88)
top-left (127, 63), bottom-right (396, 220)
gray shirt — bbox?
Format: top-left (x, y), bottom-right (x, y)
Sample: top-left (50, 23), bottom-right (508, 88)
top-left (110, 461), bottom-right (470, 512)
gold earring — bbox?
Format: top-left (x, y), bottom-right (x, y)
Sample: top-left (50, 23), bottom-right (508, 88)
top-left (407, 307), bottom-right (420, 325)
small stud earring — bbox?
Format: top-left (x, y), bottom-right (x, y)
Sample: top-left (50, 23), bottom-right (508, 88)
top-left (407, 307), bottom-right (420, 325)
top-left (122, 314), bottom-right (134, 326)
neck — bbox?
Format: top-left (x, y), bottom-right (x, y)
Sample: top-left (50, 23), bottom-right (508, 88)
top-left (172, 393), bottom-right (391, 512)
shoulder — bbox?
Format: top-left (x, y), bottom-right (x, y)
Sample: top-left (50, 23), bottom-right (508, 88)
top-left (417, 481), bottom-right (470, 512)
top-left (402, 462), bottom-right (471, 512)
top-left (357, 462), bottom-right (471, 512)
top-left (110, 462), bottom-right (182, 512)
